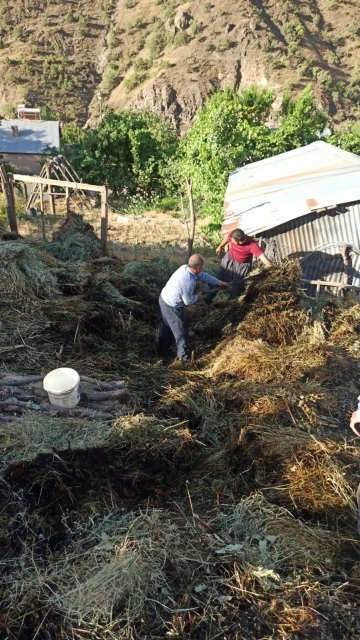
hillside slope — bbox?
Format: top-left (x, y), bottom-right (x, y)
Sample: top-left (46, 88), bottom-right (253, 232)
top-left (1, 0), bottom-right (360, 130)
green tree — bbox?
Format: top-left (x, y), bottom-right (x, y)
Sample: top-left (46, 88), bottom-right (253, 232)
top-left (176, 86), bottom-right (328, 224)
top-left (327, 123), bottom-right (360, 155)
top-left (175, 88), bottom-right (275, 222)
top-left (73, 111), bottom-right (178, 196)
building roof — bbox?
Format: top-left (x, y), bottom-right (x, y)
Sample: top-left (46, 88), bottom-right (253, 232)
top-left (222, 141), bottom-right (360, 236)
top-left (0, 119), bottom-right (60, 154)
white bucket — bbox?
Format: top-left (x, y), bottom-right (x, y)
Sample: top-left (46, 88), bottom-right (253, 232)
top-left (43, 368), bottom-right (80, 408)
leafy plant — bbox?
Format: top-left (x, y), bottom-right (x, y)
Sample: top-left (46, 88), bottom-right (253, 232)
top-left (133, 58), bottom-right (151, 72)
top-left (217, 37), bottom-right (233, 52)
top-left (73, 111), bottom-right (178, 197)
top-left (173, 31), bottom-right (190, 47)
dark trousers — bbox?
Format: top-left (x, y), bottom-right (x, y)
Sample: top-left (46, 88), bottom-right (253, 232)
top-left (204, 252), bottom-right (251, 303)
top-left (159, 295), bottom-right (189, 360)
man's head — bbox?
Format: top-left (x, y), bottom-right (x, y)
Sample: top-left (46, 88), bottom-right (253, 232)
top-left (230, 228), bottom-right (246, 245)
top-left (188, 254), bottom-right (205, 274)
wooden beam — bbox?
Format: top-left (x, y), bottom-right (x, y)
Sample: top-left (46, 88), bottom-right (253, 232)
top-left (0, 166), bottom-right (18, 233)
top-left (101, 184), bottom-right (108, 248)
top-left (45, 166), bottom-right (56, 215)
top-left (39, 184), bottom-right (46, 241)
top-left (301, 278), bottom-right (360, 291)
top-left (65, 186), bottom-right (70, 216)
top-left (13, 174), bottom-right (106, 193)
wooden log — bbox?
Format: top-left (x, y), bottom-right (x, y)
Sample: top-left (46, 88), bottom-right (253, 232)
top-left (0, 375), bottom-right (44, 386)
top-left (80, 376), bottom-right (125, 390)
top-left (0, 415), bottom-right (21, 423)
top-left (82, 388), bottom-right (130, 402)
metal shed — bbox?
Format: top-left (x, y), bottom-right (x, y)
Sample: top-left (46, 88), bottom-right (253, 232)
top-left (222, 141), bottom-right (360, 291)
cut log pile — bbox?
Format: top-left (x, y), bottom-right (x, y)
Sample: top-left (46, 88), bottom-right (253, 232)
top-left (0, 372), bottom-right (130, 422)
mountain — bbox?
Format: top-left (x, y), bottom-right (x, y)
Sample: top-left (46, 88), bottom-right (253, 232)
top-left (1, 0), bottom-right (359, 131)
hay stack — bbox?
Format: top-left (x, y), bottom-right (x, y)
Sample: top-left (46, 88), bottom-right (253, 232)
top-left (46, 215), bottom-right (104, 262)
top-left (0, 240), bottom-right (60, 303)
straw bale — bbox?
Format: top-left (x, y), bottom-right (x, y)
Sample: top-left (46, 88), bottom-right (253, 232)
top-left (216, 494), bottom-right (338, 572)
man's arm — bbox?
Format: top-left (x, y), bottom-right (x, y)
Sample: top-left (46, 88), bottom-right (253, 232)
top-left (259, 253), bottom-right (273, 268)
top-left (198, 272), bottom-right (230, 288)
top-left (216, 236), bottom-right (230, 256)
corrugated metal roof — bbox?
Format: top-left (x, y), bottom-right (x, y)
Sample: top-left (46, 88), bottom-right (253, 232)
top-left (222, 141), bottom-right (360, 236)
top-left (0, 120), bottom-right (60, 154)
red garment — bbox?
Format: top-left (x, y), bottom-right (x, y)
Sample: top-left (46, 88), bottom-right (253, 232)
top-left (226, 235), bottom-right (263, 263)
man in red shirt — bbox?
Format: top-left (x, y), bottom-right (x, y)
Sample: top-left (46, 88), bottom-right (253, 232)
top-left (205, 228), bottom-right (272, 303)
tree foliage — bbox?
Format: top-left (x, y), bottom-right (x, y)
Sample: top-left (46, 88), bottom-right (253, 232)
top-left (327, 123), bottom-right (360, 155)
top-left (176, 86), bottom-right (329, 223)
top-left (74, 110), bottom-right (178, 196)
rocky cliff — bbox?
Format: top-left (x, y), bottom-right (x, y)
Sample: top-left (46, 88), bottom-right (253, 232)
top-left (1, 0), bottom-right (360, 131)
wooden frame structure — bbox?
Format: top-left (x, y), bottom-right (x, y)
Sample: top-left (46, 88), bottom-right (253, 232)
top-left (26, 156), bottom-right (93, 215)
top-left (0, 165), bottom-right (108, 247)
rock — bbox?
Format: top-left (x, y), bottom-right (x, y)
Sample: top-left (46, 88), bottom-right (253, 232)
top-left (164, 18), bottom-right (176, 36)
top-left (174, 10), bottom-right (192, 31)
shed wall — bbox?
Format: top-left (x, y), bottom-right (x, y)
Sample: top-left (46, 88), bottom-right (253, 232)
top-left (259, 201), bottom-right (360, 289)
top-left (0, 153), bottom-right (42, 175)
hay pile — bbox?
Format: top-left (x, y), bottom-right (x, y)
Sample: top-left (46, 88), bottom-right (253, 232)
top-left (46, 214), bottom-right (105, 262)
top-left (1, 249), bottom-right (360, 640)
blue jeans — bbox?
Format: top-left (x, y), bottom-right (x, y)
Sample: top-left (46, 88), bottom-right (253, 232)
top-left (159, 295), bottom-right (189, 360)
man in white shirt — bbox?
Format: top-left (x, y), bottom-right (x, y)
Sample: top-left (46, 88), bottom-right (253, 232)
top-left (159, 254), bottom-right (229, 361)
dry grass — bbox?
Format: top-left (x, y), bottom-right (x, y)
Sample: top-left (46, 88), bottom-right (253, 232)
top-left (216, 494), bottom-right (338, 574)
top-left (280, 442), bottom-right (359, 518)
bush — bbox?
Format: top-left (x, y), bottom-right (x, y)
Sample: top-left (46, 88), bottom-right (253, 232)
top-left (147, 29), bottom-right (169, 58)
top-left (159, 59), bottom-right (171, 69)
top-left (191, 19), bottom-right (203, 35)
top-left (173, 31), bottom-right (190, 47)
top-left (204, 2), bottom-right (212, 12)
top-left (66, 10), bottom-right (76, 23)
top-left (217, 37), bottom-right (232, 52)
top-left (133, 58), bottom-right (151, 72)
top-left (123, 70), bottom-right (148, 91)
top-left (124, 0), bottom-right (137, 7)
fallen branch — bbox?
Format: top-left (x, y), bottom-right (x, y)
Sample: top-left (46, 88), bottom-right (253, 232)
top-left (82, 388), bottom-right (130, 402)
top-left (80, 376), bottom-right (126, 390)
top-left (0, 415), bottom-right (21, 422)
top-left (0, 375), bottom-right (44, 387)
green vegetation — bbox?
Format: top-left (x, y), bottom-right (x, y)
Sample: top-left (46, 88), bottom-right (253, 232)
top-left (72, 110), bottom-right (178, 197)
top-left (123, 70), bottom-right (148, 91)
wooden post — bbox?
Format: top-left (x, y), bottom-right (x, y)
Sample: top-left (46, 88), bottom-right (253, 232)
top-left (39, 184), bottom-right (46, 241)
top-left (45, 165), bottom-right (56, 215)
top-left (0, 165), bottom-right (17, 233)
top-left (65, 186), bottom-right (70, 216)
top-left (101, 185), bottom-right (108, 249)
top-left (186, 177), bottom-right (196, 260)
top-left (23, 183), bottom-right (28, 200)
